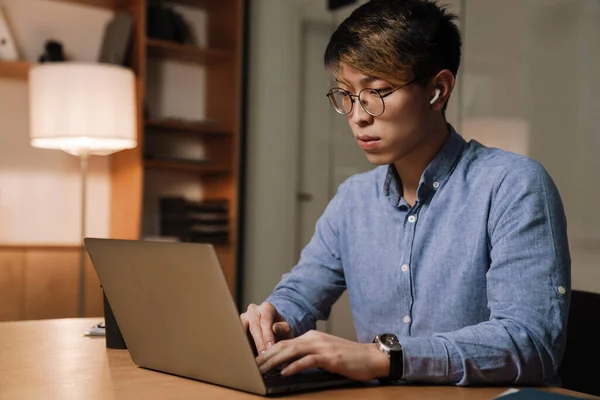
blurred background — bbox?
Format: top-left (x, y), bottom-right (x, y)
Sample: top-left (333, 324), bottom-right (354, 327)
top-left (0, 0), bottom-right (598, 341)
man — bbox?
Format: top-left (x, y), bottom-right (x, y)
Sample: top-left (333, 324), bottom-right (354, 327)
top-left (241, 0), bottom-right (570, 385)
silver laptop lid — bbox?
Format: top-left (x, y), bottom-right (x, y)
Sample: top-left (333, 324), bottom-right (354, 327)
top-left (84, 238), bottom-right (267, 395)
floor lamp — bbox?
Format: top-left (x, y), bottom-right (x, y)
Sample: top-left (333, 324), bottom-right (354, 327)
top-left (29, 62), bottom-right (137, 317)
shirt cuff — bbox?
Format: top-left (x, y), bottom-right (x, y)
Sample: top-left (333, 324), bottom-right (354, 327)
top-left (397, 335), bottom-right (451, 382)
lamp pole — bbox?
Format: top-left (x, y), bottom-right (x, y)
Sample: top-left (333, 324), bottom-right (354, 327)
top-left (78, 152), bottom-right (89, 318)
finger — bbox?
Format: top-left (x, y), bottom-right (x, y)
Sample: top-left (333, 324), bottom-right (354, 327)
top-left (260, 313), bottom-right (276, 350)
top-left (240, 313), bottom-right (249, 332)
top-left (255, 340), bottom-right (279, 368)
top-left (273, 322), bottom-right (292, 339)
top-left (281, 354), bottom-right (323, 376)
top-left (246, 306), bottom-right (266, 354)
top-left (258, 340), bottom-right (311, 374)
top-left (249, 320), bottom-right (266, 355)
top-left (258, 345), bottom-right (295, 374)
top-left (255, 342), bottom-right (290, 370)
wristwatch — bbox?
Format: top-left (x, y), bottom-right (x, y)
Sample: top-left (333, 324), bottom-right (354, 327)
top-left (373, 333), bottom-right (404, 381)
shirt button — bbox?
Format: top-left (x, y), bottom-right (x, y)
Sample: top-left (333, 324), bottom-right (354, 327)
top-left (558, 286), bottom-right (566, 295)
top-left (408, 215), bottom-right (417, 223)
top-left (403, 315), bottom-right (411, 324)
top-left (433, 181), bottom-right (440, 189)
top-left (401, 264), bottom-right (409, 272)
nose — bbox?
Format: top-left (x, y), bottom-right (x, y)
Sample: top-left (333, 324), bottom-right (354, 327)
top-left (349, 99), bottom-right (374, 127)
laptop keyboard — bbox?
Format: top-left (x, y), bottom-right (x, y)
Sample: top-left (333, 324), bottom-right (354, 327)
top-left (262, 367), bottom-right (347, 387)
top-left (262, 367), bottom-right (283, 380)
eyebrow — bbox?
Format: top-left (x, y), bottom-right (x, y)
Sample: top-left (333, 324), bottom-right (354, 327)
top-left (336, 76), bottom-right (384, 87)
top-left (361, 76), bottom-right (380, 84)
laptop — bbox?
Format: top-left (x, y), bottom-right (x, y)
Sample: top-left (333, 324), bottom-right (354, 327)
top-left (84, 238), bottom-right (357, 396)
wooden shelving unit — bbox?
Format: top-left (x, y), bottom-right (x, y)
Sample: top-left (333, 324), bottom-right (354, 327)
top-left (146, 38), bottom-right (234, 65)
top-left (161, 0), bottom-right (212, 7)
top-left (109, 0), bottom-right (245, 299)
top-left (145, 119), bottom-right (231, 137)
top-left (144, 158), bottom-right (231, 173)
top-left (0, 60), bottom-right (33, 81)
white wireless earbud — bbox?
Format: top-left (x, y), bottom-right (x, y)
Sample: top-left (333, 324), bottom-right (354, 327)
top-left (430, 88), bottom-right (441, 105)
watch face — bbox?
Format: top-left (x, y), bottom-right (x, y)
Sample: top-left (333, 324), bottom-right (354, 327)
top-left (380, 333), bottom-right (402, 351)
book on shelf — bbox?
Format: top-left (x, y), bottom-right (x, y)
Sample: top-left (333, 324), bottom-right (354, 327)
top-left (158, 197), bottom-right (230, 245)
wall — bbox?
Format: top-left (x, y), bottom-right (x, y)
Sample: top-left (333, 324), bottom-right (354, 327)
top-left (242, 0), bottom-right (303, 306)
top-left (461, 0), bottom-right (600, 293)
top-left (241, 0), bottom-right (366, 308)
top-left (0, 0), bottom-right (113, 244)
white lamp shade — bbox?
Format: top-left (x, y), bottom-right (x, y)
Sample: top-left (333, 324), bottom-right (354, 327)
top-left (29, 62), bottom-right (137, 156)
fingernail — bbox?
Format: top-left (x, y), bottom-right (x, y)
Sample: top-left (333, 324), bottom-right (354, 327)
top-left (261, 349), bottom-right (266, 354)
top-left (280, 368), bottom-right (289, 376)
top-left (267, 341), bottom-right (273, 348)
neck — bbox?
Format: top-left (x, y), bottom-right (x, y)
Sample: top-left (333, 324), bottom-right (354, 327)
top-left (393, 119), bottom-right (449, 205)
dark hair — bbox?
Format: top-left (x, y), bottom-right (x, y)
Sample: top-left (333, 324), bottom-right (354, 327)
top-left (324, 0), bottom-right (462, 89)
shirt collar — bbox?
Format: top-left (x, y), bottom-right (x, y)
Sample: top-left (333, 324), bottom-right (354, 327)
top-left (383, 124), bottom-right (467, 207)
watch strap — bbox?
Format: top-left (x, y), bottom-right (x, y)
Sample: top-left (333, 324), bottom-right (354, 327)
top-left (389, 347), bottom-right (404, 381)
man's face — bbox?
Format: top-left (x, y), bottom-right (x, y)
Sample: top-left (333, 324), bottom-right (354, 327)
top-left (336, 64), bottom-right (435, 166)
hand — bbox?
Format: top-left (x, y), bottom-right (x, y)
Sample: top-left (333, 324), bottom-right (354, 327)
top-left (240, 302), bottom-right (292, 354)
top-left (256, 330), bottom-right (390, 382)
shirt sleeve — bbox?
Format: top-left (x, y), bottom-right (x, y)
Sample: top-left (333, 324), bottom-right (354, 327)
top-left (398, 158), bottom-right (571, 385)
top-left (265, 179), bottom-right (351, 337)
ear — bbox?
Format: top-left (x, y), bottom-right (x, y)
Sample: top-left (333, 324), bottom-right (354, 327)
top-left (429, 70), bottom-right (455, 111)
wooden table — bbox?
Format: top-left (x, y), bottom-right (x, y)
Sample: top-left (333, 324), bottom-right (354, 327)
top-left (0, 318), bottom-right (596, 400)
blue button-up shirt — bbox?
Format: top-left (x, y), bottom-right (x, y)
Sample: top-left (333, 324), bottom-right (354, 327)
top-left (266, 126), bottom-right (570, 385)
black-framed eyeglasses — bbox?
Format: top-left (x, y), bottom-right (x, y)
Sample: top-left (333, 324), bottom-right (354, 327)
top-left (326, 79), bottom-right (417, 117)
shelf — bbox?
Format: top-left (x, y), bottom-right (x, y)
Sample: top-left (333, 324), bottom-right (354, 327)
top-left (144, 158), bottom-right (230, 173)
top-left (0, 60), bottom-right (33, 81)
top-left (160, 0), bottom-right (213, 8)
top-left (47, 0), bottom-right (129, 10)
top-left (146, 38), bottom-right (234, 65)
top-left (145, 119), bottom-right (231, 137)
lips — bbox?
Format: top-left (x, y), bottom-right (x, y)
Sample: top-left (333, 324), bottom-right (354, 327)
top-left (357, 135), bottom-right (380, 142)
top-left (356, 135), bottom-right (381, 150)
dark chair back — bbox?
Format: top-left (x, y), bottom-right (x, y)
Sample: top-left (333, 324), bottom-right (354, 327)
top-left (557, 289), bottom-right (600, 396)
